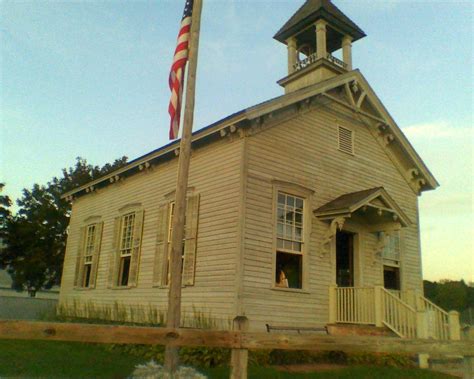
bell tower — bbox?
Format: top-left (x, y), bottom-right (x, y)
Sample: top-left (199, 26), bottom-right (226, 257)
top-left (274, 0), bottom-right (366, 93)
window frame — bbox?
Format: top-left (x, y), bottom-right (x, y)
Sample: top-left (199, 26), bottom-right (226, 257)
top-left (380, 230), bottom-right (404, 291)
top-left (109, 203), bottom-right (144, 290)
top-left (271, 182), bottom-right (313, 293)
top-left (82, 223), bottom-right (96, 288)
top-left (117, 212), bottom-right (136, 287)
top-left (74, 216), bottom-right (103, 290)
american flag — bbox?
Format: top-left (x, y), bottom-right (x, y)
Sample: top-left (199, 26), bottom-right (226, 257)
top-left (168, 0), bottom-right (194, 140)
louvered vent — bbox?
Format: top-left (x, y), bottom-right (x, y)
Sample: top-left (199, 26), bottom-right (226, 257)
top-left (338, 126), bottom-right (354, 154)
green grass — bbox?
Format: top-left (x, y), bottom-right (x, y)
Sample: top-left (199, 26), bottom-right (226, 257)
top-left (0, 339), bottom-right (454, 379)
top-left (204, 366), bottom-right (454, 379)
top-left (0, 339), bottom-right (142, 378)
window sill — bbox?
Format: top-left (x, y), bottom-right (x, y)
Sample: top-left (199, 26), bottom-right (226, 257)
top-left (110, 285), bottom-right (135, 290)
top-left (270, 286), bottom-right (310, 294)
top-left (152, 284), bottom-right (192, 289)
top-left (73, 287), bottom-right (95, 291)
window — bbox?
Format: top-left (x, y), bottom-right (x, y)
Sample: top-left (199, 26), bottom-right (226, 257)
top-left (384, 265), bottom-right (400, 290)
top-left (153, 194), bottom-right (200, 287)
top-left (118, 212), bottom-right (135, 286)
top-left (382, 233), bottom-right (400, 264)
top-left (109, 208), bottom-right (144, 289)
top-left (338, 126), bottom-right (354, 155)
top-left (275, 192), bottom-right (304, 289)
top-left (383, 232), bottom-right (401, 291)
top-left (74, 220), bottom-right (103, 289)
top-left (82, 224), bottom-right (96, 287)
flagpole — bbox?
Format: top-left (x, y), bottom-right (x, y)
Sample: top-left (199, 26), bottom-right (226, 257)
top-left (165, 0), bottom-right (203, 373)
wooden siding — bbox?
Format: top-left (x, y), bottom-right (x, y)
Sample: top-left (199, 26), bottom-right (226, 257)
top-left (59, 137), bottom-right (243, 328)
top-left (59, 97), bottom-right (425, 332)
top-left (242, 102), bottom-right (422, 330)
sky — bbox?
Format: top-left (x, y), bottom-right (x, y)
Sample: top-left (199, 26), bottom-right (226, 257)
top-left (1, 0), bottom-right (472, 282)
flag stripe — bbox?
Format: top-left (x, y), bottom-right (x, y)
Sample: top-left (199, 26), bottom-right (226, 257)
top-left (168, 0), bottom-right (194, 140)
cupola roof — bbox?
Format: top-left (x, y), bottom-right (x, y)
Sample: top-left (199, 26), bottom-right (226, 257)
top-left (274, 0), bottom-right (366, 44)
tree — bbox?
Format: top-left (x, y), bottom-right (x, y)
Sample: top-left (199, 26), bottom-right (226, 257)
top-left (0, 183), bottom-right (12, 248)
top-left (424, 279), bottom-right (473, 314)
top-left (0, 157), bottom-right (127, 296)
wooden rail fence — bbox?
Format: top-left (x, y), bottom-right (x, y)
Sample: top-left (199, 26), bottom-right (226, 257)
top-left (0, 319), bottom-right (473, 379)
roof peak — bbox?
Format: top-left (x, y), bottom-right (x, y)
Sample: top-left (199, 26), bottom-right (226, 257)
top-left (274, 0), bottom-right (366, 43)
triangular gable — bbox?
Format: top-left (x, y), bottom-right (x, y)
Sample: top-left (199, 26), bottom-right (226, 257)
top-left (314, 187), bottom-right (411, 228)
top-left (252, 70), bottom-right (438, 195)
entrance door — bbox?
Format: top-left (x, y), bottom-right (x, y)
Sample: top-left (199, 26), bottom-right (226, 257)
top-left (336, 230), bottom-right (354, 287)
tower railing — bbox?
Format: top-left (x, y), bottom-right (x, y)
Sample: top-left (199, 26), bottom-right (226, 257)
top-left (293, 52), bottom-right (348, 72)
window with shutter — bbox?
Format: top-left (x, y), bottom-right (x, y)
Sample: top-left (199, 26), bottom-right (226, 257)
top-left (157, 194), bottom-right (200, 287)
top-left (74, 221), bottom-right (103, 289)
top-left (109, 207), bottom-right (144, 288)
top-left (338, 126), bottom-right (354, 155)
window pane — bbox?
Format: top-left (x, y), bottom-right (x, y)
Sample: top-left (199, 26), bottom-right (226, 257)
top-left (278, 193), bottom-right (285, 205)
top-left (277, 207), bottom-right (285, 221)
top-left (284, 225), bottom-right (292, 239)
top-left (287, 196), bottom-right (295, 207)
top-left (119, 256), bottom-right (131, 286)
top-left (295, 212), bottom-right (302, 225)
top-left (277, 223), bottom-right (284, 238)
top-left (83, 264), bottom-right (92, 288)
top-left (296, 198), bottom-right (303, 210)
top-left (384, 265), bottom-right (400, 290)
top-left (295, 227), bottom-right (302, 241)
top-left (275, 252), bottom-right (302, 289)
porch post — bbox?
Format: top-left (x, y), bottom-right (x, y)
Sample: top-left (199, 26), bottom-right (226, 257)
top-left (328, 286), bottom-right (337, 324)
top-left (416, 310), bottom-right (430, 369)
top-left (374, 286), bottom-right (384, 327)
top-left (448, 311), bottom-right (461, 340)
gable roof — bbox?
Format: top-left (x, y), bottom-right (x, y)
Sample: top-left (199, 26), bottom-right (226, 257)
top-left (274, 0), bottom-right (366, 43)
top-left (62, 70), bottom-right (438, 200)
top-left (315, 187), bottom-right (382, 214)
top-left (314, 187), bottom-right (412, 227)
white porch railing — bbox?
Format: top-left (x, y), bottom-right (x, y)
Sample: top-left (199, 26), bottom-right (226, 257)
top-left (380, 287), bottom-right (417, 338)
top-left (417, 296), bottom-right (450, 340)
top-left (333, 287), bottom-right (375, 324)
top-left (329, 286), bottom-right (460, 341)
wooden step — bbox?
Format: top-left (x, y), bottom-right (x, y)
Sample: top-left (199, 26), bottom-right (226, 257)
top-left (326, 323), bottom-right (397, 337)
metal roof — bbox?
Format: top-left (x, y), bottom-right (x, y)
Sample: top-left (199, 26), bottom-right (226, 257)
top-left (274, 0), bottom-right (366, 44)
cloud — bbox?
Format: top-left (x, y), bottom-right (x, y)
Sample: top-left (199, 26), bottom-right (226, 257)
top-left (402, 121), bottom-right (471, 139)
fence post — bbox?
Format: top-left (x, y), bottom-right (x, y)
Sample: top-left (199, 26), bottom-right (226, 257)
top-left (328, 286), bottom-right (337, 324)
top-left (374, 286), bottom-right (383, 327)
top-left (416, 310), bottom-right (429, 369)
top-left (230, 316), bottom-right (249, 379)
top-left (448, 311), bottom-right (461, 341)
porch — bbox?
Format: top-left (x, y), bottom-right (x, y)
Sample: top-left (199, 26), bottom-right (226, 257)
top-left (328, 286), bottom-right (461, 341)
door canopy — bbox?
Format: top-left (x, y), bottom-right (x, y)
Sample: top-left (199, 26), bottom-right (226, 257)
top-left (314, 187), bottom-right (411, 232)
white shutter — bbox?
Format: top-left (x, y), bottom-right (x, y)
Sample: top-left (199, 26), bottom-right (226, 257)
top-left (183, 194), bottom-right (200, 286)
top-left (108, 216), bottom-right (121, 288)
top-left (128, 210), bottom-right (144, 287)
top-left (74, 227), bottom-right (86, 288)
top-left (88, 222), bottom-right (103, 289)
top-left (153, 203), bottom-right (170, 286)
